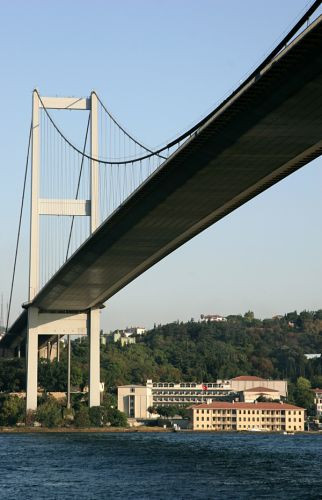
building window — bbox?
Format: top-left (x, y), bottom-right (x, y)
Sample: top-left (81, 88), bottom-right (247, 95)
top-left (129, 395), bottom-right (135, 418)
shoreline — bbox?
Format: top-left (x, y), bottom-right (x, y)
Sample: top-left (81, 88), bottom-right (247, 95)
top-left (0, 426), bottom-right (171, 433)
top-left (0, 427), bottom-right (320, 434)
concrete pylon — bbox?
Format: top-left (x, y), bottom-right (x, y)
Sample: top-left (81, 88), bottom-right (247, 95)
top-left (25, 91), bottom-right (101, 411)
top-left (88, 308), bottom-right (100, 407)
top-left (26, 307), bottom-right (39, 411)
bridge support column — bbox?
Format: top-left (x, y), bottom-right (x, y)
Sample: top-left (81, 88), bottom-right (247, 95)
top-left (88, 307), bottom-right (100, 407)
top-left (26, 307), bottom-right (39, 411)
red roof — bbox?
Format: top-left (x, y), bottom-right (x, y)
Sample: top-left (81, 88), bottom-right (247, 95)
top-left (313, 388), bottom-right (322, 393)
top-left (231, 375), bottom-right (264, 381)
top-left (190, 402), bottom-right (304, 410)
top-left (243, 386), bottom-right (279, 393)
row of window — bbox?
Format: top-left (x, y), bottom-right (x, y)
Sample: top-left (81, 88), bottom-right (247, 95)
top-left (153, 398), bottom-right (201, 402)
top-left (194, 424), bottom-right (300, 430)
top-left (152, 383), bottom-right (198, 388)
top-left (152, 383), bottom-right (230, 388)
top-left (195, 409), bottom-right (302, 415)
top-left (196, 416), bottom-right (301, 423)
top-left (153, 390), bottom-right (229, 396)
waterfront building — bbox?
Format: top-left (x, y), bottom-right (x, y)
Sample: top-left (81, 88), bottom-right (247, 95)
top-left (313, 388), bottom-right (322, 416)
top-left (148, 379), bottom-right (232, 406)
top-left (191, 402), bottom-right (305, 432)
top-left (118, 385), bottom-right (153, 419)
top-left (118, 376), bottom-right (287, 418)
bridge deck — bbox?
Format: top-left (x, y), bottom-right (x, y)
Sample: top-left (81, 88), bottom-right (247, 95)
top-left (2, 16), bottom-right (322, 348)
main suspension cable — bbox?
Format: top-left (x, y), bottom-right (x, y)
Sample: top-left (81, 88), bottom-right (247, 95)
top-left (35, 1), bottom-right (321, 166)
top-left (93, 92), bottom-right (166, 160)
top-left (5, 123), bottom-right (32, 333)
top-left (36, 90), bottom-right (169, 165)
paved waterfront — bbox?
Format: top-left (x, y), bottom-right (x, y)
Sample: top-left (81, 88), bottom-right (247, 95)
top-left (0, 432), bottom-right (321, 499)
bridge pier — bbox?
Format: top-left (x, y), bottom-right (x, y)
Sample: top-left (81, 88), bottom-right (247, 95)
top-left (26, 307), bottom-right (39, 411)
top-left (88, 308), bottom-right (101, 407)
top-left (25, 307), bottom-right (101, 411)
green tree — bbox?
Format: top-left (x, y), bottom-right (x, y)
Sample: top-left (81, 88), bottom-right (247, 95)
top-left (0, 359), bottom-right (25, 392)
top-left (244, 311), bottom-right (255, 322)
top-left (293, 377), bottom-right (314, 414)
top-left (104, 407), bottom-right (127, 427)
top-left (35, 399), bottom-right (62, 427)
top-left (89, 406), bottom-right (104, 427)
top-left (74, 405), bottom-right (91, 428)
top-left (0, 395), bottom-right (25, 426)
top-left (156, 406), bottom-right (177, 418)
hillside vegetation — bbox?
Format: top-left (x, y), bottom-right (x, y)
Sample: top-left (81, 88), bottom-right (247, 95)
top-left (0, 310), bottom-right (321, 395)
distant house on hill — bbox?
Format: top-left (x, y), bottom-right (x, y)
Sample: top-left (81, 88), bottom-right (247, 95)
top-left (304, 353), bottom-right (321, 360)
top-left (200, 314), bottom-right (227, 322)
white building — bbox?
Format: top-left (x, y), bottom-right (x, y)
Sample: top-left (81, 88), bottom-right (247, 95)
top-left (200, 314), bottom-right (227, 322)
top-left (304, 353), bottom-right (321, 360)
top-left (118, 376), bottom-right (287, 418)
top-left (118, 385), bottom-right (153, 419)
top-left (313, 388), bottom-right (322, 416)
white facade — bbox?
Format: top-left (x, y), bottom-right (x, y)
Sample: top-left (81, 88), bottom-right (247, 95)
top-left (304, 354), bottom-right (321, 360)
top-left (118, 385), bottom-right (153, 419)
top-left (200, 314), bottom-right (227, 322)
top-left (147, 379), bottom-right (232, 406)
top-left (117, 377), bottom-right (288, 418)
top-left (313, 389), bottom-right (322, 416)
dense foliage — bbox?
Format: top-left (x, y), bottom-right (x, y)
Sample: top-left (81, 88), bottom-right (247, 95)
top-left (0, 309), bottom-right (321, 417)
top-left (98, 310), bottom-right (322, 388)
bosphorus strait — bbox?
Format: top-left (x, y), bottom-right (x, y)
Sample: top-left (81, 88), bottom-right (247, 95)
top-left (0, 432), bottom-right (321, 499)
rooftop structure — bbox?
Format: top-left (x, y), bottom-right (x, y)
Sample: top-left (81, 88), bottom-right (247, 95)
top-left (230, 376), bottom-right (287, 396)
top-left (231, 376), bottom-right (264, 381)
top-left (242, 386), bottom-right (281, 403)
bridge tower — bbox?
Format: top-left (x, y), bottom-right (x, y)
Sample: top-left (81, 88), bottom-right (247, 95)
top-left (26, 90), bottom-right (101, 410)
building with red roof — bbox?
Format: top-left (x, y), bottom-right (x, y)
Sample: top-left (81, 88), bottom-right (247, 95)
top-left (190, 401), bottom-right (305, 432)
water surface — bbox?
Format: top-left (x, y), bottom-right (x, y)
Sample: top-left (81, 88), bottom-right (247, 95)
top-left (0, 432), bottom-right (321, 499)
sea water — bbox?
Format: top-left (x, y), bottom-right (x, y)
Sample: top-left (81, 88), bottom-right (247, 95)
top-left (0, 432), bottom-right (321, 499)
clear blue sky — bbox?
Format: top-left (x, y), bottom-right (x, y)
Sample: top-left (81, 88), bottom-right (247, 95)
top-left (1, 0), bottom-right (321, 331)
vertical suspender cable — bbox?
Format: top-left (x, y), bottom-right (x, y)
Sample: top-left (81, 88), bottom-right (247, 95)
top-left (5, 123), bottom-right (32, 333)
top-left (65, 114), bottom-right (90, 261)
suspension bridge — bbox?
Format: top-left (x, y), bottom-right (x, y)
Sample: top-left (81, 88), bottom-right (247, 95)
top-left (1, 6), bottom-right (322, 410)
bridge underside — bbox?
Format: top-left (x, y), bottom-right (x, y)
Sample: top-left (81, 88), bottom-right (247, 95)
top-left (2, 16), bottom-right (322, 351)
